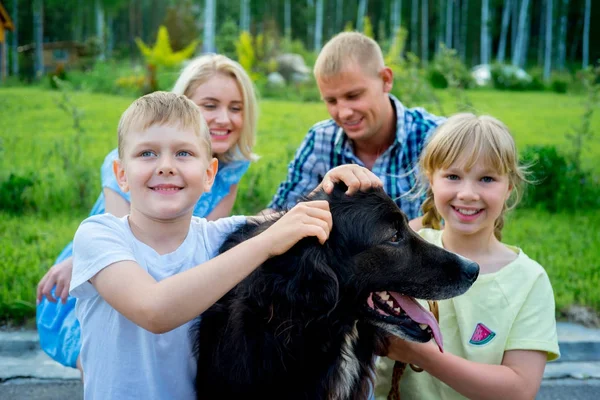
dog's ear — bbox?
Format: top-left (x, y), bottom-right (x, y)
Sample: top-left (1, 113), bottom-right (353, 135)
top-left (287, 247), bottom-right (340, 318)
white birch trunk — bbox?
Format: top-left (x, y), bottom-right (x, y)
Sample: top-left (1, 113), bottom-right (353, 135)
top-left (107, 14), bottom-right (114, 59)
top-left (202, 0), bottom-right (216, 53)
top-left (356, 0), bottom-right (367, 32)
top-left (445, 0), bottom-right (453, 48)
top-left (11, 0), bottom-right (18, 76)
top-left (285, 0), bottom-right (291, 38)
top-left (391, 0), bottom-right (401, 35)
top-left (544, 0), bottom-right (553, 81)
top-left (519, 2), bottom-right (531, 67)
top-left (511, 0), bottom-right (519, 54)
top-left (95, 0), bottom-right (105, 61)
top-left (511, 0), bottom-right (530, 67)
top-left (314, 0), bottom-right (323, 51)
top-left (240, 0), bottom-right (250, 32)
top-left (421, 0), bottom-right (428, 64)
top-left (582, 0), bottom-right (590, 68)
top-left (436, 0), bottom-right (444, 54)
top-left (460, 0), bottom-right (468, 60)
top-left (411, 0), bottom-right (418, 53)
top-left (453, 0), bottom-right (460, 55)
top-left (556, 0), bottom-right (569, 70)
top-left (481, 0), bottom-right (490, 65)
top-left (336, 0), bottom-right (344, 32)
top-left (33, 0), bottom-right (44, 79)
top-left (497, 0), bottom-right (511, 63)
top-left (537, 0), bottom-right (546, 66)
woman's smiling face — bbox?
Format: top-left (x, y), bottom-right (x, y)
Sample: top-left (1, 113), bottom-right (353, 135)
top-left (189, 73), bottom-right (244, 156)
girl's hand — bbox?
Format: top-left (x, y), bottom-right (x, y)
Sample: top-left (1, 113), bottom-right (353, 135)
top-left (318, 165), bottom-right (383, 195)
top-left (36, 257), bottom-right (74, 304)
top-left (261, 200), bottom-right (332, 257)
top-left (385, 335), bottom-right (440, 366)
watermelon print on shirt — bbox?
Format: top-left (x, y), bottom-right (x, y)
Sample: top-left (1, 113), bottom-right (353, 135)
top-left (470, 322), bottom-right (496, 345)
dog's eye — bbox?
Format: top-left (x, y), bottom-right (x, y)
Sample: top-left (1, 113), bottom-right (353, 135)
top-left (389, 232), bottom-right (401, 243)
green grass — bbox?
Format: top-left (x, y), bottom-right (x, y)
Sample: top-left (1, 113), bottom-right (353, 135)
top-left (0, 87), bottom-right (599, 322)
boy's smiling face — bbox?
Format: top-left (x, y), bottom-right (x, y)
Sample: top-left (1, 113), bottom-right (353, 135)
top-left (115, 123), bottom-right (217, 222)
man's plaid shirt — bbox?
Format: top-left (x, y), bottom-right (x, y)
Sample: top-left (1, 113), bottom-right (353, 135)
top-left (268, 95), bottom-right (446, 220)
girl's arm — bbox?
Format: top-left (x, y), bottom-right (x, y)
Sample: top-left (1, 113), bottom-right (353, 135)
top-left (89, 201), bottom-right (332, 334)
top-left (387, 338), bottom-right (547, 400)
top-left (37, 188), bottom-right (131, 304)
top-left (205, 184), bottom-right (239, 221)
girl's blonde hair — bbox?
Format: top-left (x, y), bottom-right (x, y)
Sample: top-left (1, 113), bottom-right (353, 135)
top-left (418, 113), bottom-right (528, 240)
top-left (172, 54), bottom-right (259, 163)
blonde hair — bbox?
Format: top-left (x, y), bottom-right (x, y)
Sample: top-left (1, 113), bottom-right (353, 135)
top-left (313, 31), bottom-right (385, 80)
top-left (172, 54), bottom-right (258, 163)
top-left (418, 113), bottom-right (528, 240)
top-left (117, 91), bottom-right (211, 160)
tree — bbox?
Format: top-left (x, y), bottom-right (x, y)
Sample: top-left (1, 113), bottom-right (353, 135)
top-left (481, 0), bottom-right (490, 65)
top-left (11, 0), bottom-right (18, 76)
top-left (544, 0), bottom-right (553, 81)
top-left (512, 0), bottom-right (530, 67)
top-left (314, 0), bottom-right (323, 51)
top-left (497, 0), bottom-right (512, 63)
top-left (460, 0), bottom-right (468, 61)
top-left (284, 0), bottom-right (291, 38)
top-left (421, 0), bottom-right (428, 64)
top-left (240, 0), bottom-right (250, 33)
top-left (95, 0), bottom-right (105, 61)
top-left (356, 0), bottom-right (367, 32)
top-left (557, 0), bottom-right (569, 71)
top-left (391, 0), bottom-right (401, 37)
top-left (411, 0), bottom-right (418, 54)
top-left (33, 0), bottom-right (44, 79)
top-left (202, 0), bottom-right (216, 53)
top-left (445, 0), bottom-right (452, 48)
top-left (582, 0), bottom-right (590, 68)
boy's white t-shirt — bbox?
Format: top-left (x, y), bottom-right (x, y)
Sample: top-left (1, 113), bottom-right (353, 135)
top-left (70, 213), bottom-right (245, 400)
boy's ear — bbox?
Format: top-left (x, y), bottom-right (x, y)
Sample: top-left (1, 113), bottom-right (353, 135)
top-left (113, 159), bottom-right (130, 193)
top-left (380, 66), bottom-right (394, 93)
top-left (203, 158), bottom-right (219, 192)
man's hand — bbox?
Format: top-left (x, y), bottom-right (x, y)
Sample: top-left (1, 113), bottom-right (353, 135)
top-left (316, 165), bottom-right (383, 196)
top-left (36, 257), bottom-right (74, 304)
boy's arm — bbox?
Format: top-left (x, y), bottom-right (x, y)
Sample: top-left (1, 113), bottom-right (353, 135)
top-left (89, 201), bottom-right (332, 334)
top-left (388, 339), bottom-right (546, 400)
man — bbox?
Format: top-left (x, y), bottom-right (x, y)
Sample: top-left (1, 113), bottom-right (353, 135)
top-left (268, 32), bottom-right (445, 221)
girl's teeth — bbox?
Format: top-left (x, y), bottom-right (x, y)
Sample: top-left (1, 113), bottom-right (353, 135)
top-left (457, 208), bottom-right (479, 215)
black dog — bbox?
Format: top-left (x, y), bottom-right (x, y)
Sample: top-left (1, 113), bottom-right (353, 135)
top-left (192, 184), bottom-right (478, 400)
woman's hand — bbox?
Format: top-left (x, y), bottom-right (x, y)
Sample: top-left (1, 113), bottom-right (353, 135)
top-left (317, 165), bottom-right (383, 195)
top-left (36, 257), bottom-right (74, 304)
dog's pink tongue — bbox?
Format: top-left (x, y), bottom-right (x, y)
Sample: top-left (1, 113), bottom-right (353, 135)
top-left (389, 292), bottom-right (444, 353)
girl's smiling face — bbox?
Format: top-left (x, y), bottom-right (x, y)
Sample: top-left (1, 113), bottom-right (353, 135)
top-left (189, 73), bottom-right (244, 157)
top-left (429, 157), bottom-right (512, 238)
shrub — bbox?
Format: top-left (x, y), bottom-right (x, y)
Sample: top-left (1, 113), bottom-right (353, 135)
top-left (551, 72), bottom-right (571, 94)
top-left (490, 63), bottom-right (533, 91)
top-left (0, 173), bottom-right (37, 214)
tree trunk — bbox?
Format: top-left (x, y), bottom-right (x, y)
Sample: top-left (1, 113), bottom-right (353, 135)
top-left (33, 0), bottom-right (44, 79)
top-left (460, 0), bottom-right (468, 61)
top-left (436, 0), bottom-right (444, 54)
top-left (202, 0), bottom-right (216, 53)
top-left (11, 0), bottom-right (18, 76)
top-left (95, 0), bottom-right (105, 61)
top-left (537, 1), bottom-right (546, 67)
top-left (519, 1), bottom-right (531, 67)
top-left (314, 0), bottom-right (323, 51)
top-left (543, 0), bottom-right (553, 81)
top-left (511, 0), bottom-right (519, 54)
top-left (557, 0), bottom-right (569, 71)
top-left (411, 0), bottom-right (418, 53)
top-left (582, 0), bottom-right (590, 68)
top-left (285, 0), bottom-right (291, 38)
top-left (240, 0), bottom-right (250, 32)
top-left (453, 0), bottom-right (460, 56)
top-left (421, 0), bottom-right (428, 64)
top-left (497, 0), bottom-right (512, 63)
top-left (356, 0), bottom-right (367, 32)
top-left (481, 0), bottom-right (490, 65)
top-left (391, 0), bottom-right (401, 35)
top-left (107, 14), bottom-right (114, 59)
top-left (511, 0), bottom-right (530, 67)
top-left (445, 0), bottom-right (452, 48)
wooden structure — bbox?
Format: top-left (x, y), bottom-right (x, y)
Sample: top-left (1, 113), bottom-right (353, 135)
top-left (18, 41), bottom-right (86, 73)
top-left (0, 1), bottom-right (14, 81)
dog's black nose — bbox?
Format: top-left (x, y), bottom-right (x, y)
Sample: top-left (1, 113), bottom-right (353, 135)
top-left (462, 262), bottom-right (480, 282)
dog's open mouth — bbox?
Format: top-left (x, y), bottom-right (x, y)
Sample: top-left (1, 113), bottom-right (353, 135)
top-left (366, 291), bottom-right (443, 352)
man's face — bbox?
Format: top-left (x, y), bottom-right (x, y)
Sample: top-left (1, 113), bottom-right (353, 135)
top-left (317, 63), bottom-right (393, 145)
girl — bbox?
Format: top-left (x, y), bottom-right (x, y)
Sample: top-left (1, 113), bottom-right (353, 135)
top-left (36, 54), bottom-right (259, 372)
top-left (389, 113), bottom-right (560, 400)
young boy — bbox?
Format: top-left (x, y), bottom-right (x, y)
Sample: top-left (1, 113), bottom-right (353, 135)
top-left (70, 92), bottom-right (377, 399)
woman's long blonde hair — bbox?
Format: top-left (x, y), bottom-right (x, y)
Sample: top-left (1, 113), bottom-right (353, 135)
top-left (418, 113), bottom-right (528, 240)
top-left (172, 54), bottom-right (259, 163)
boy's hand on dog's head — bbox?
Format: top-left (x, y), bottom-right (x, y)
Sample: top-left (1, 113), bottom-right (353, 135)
top-left (261, 200), bottom-right (332, 257)
top-left (318, 165), bottom-right (383, 196)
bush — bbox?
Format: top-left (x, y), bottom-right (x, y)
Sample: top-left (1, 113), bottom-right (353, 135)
top-left (0, 173), bottom-right (37, 214)
top-left (491, 63), bottom-right (533, 91)
top-left (551, 72), bottom-right (571, 94)
top-left (428, 45), bottom-right (475, 90)
top-left (520, 145), bottom-right (600, 212)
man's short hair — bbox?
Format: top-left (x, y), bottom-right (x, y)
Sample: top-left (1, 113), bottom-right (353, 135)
top-left (117, 91), bottom-right (211, 159)
top-left (313, 32), bottom-right (385, 79)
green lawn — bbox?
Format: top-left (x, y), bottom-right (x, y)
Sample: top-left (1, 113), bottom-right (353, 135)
top-left (0, 87), bottom-right (599, 322)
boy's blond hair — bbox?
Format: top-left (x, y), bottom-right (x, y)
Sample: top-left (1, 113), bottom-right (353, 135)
top-left (172, 54), bottom-right (258, 163)
top-left (418, 113), bottom-right (529, 240)
top-left (313, 32), bottom-right (385, 80)
top-left (117, 91), bottom-right (211, 160)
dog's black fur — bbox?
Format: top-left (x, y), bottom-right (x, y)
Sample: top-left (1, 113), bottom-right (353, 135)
top-left (192, 184), bottom-right (478, 400)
